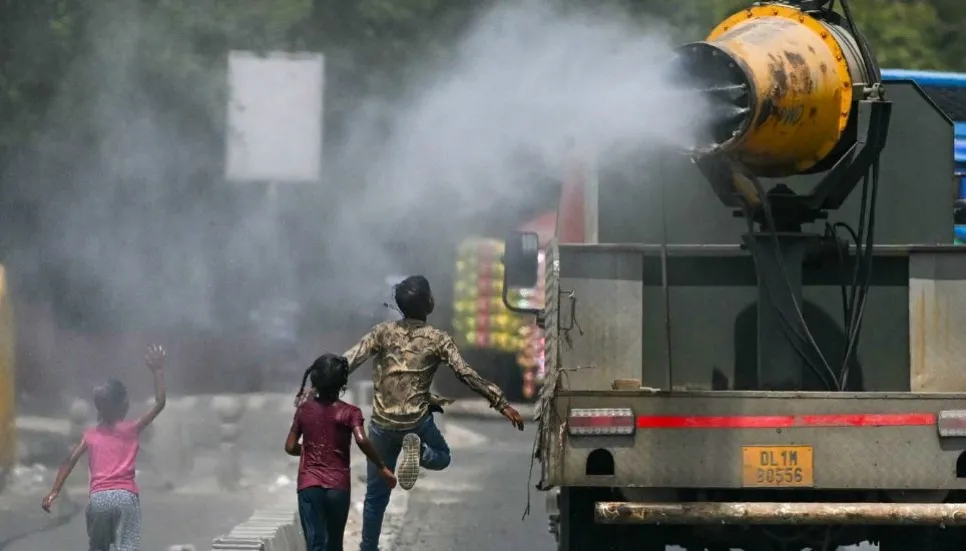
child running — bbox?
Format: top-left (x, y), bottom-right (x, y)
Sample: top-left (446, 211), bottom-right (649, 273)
top-left (286, 353), bottom-right (397, 551)
top-left (314, 275), bottom-right (525, 551)
top-left (42, 344), bottom-right (167, 551)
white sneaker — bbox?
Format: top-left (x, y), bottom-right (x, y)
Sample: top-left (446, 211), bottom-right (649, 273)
top-left (397, 433), bottom-right (421, 491)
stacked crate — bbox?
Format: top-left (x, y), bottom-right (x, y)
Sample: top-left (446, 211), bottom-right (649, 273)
top-left (452, 238), bottom-right (528, 353)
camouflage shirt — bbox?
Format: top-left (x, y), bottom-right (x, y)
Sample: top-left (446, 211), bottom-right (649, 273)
top-left (342, 319), bottom-right (510, 430)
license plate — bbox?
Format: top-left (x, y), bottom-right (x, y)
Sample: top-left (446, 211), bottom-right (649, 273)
top-left (741, 446), bottom-right (814, 488)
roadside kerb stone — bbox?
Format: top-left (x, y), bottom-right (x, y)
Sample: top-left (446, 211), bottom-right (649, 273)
top-left (210, 503), bottom-right (305, 551)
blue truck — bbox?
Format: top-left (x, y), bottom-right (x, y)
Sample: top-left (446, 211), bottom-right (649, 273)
top-left (881, 69), bottom-right (966, 243)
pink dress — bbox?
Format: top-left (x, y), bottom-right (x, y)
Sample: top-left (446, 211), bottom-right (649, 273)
top-left (83, 420), bottom-right (143, 551)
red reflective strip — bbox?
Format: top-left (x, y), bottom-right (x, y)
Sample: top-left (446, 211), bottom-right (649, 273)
top-left (635, 413), bottom-right (937, 429)
top-left (569, 416), bottom-right (635, 428)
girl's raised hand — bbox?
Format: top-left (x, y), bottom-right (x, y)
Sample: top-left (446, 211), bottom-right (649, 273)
top-left (145, 344), bottom-right (166, 371)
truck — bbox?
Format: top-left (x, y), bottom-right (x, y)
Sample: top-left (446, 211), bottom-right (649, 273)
top-left (878, 69), bottom-right (966, 246)
top-left (501, 1), bottom-right (966, 550)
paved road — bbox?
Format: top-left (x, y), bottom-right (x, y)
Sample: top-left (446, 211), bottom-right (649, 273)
top-left (0, 449), bottom-right (294, 551)
top-left (391, 418), bottom-right (875, 551)
top-left (392, 418), bottom-right (556, 551)
top-left (1, 487), bottom-right (255, 551)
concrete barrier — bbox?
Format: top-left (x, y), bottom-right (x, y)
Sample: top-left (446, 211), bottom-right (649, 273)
top-left (210, 503), bottom-right (305, 551)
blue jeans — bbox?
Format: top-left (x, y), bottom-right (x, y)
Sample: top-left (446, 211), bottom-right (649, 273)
top-left (298, 486), bottom-right (351, 551)
top-left (360, 414), bottom-right (451, 551)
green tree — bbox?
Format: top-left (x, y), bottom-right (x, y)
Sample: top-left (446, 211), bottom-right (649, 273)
top-left (928, 0), bottom-right (966, 71)
top-left (624, 0), bottom-right (947, 70)
top-left (0, 0), bottom-right (86, 157)
top-left (848, 0), bottom-right (945, 70)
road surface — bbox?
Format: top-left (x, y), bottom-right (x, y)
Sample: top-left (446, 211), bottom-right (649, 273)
top-left (1, 486), bottom-right (255, 551)
top-left (390, 418), bottom-right (875, 551)
top-left (391, 417), bottom-right (552, 551)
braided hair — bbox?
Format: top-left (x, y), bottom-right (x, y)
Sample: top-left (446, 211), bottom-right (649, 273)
top-left (296, 353), bottom-right (350, 404)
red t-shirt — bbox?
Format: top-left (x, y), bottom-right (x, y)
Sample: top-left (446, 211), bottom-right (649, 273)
top-left (291, 399), bottom-right (364, 492)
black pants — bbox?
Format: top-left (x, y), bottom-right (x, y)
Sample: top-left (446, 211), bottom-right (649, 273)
top-left (297, 486), bottom-right (351, 551)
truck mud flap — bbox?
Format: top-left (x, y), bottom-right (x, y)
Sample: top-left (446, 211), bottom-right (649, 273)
top-left (595, 501), bottom-right (966, 526)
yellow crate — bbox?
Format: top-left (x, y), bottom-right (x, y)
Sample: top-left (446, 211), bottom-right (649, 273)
top-left (0, 265), bottom-right (15, 471)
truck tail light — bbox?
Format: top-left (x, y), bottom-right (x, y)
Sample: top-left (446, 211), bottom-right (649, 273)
top-left (937, 410), bottom-right (966, 438)
top-left (568, 408), bottom-right (635, 436)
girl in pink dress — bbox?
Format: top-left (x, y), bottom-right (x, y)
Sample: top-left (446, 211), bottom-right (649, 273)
top-left (42, 345), bottom-right (167, 551)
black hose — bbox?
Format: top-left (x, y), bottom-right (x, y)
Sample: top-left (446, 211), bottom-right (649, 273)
top-left (742, 180), bottom-right (839, 390)
top-left (840, 159), bottom-right (880, 389)
top-left (744, 212), bottom-right (835, 390)
top-left (839, 0), bottom-right (880, 85)
top-left (834, 0), bottom-right (881, 389)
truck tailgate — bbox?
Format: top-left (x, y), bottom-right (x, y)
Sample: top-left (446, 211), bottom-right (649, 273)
top-left (549, 390), bottom-right (966, 490)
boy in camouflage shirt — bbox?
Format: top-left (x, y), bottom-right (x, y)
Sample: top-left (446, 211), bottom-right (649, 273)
top-left (333, 275), bottom-right (524, 551)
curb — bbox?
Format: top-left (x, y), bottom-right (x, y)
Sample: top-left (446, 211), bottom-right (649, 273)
top-left (210, 501), bottom-right (304, 551)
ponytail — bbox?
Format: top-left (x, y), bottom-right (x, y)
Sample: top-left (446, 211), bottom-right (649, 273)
top-left (294, 365), bottom-right (315, 407)
top-left (337, 356), bottom-right (350, 380)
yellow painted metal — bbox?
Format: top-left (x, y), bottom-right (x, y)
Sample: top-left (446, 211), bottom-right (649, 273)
top-left (0, 265), bottom-right (15, 472)
top-left (706, 3), bottom-right (855, 177)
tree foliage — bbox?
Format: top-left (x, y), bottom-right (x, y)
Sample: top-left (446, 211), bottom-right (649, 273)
top-left (1, 0), bottom-right (966, 170)
top-left (0, 0), bottom-right (964, 329)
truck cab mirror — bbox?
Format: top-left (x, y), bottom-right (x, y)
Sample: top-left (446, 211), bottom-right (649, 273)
top-left (955, 199), bottom-right (966, 225)
top-left (504, 232), bottom-right (540, 288)
top-left (502, 231), bottom-right (541, 314)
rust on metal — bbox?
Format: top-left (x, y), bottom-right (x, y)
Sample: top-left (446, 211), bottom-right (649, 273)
top-left (699, 3), bottom-right (856, 176)
top-left (612, 379), bottom-right (641, 390)
top-left (595, 502), bottom-right (966, 526)
top-left (908, 255), bottom-right (966, 392)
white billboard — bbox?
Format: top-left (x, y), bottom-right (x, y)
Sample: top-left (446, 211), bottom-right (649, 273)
top-left (225, 51), bottom-right (325, 183)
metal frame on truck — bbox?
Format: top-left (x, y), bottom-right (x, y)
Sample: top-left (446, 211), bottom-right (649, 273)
top-left (502, 2), bottom-right (966, 550)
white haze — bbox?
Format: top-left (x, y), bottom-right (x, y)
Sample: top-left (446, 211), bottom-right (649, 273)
top-left (326, 0), bottom-right (709, 292)
top-left (4, 0), bottom-right (711, 395)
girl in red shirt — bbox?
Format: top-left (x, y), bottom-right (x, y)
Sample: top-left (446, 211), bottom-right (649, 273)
top-left (286, 354), bottom-right (396, 551)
